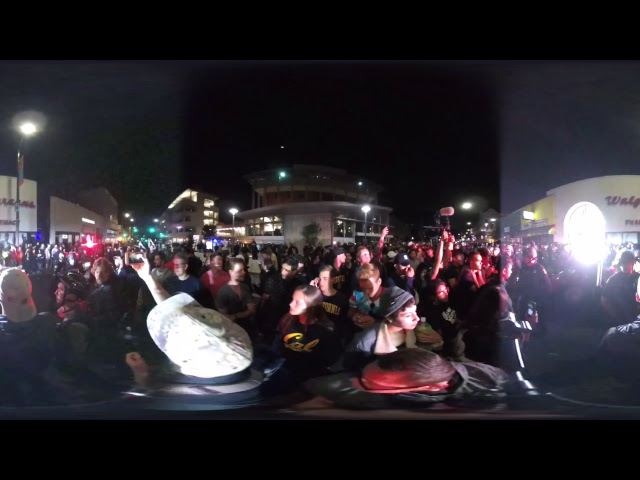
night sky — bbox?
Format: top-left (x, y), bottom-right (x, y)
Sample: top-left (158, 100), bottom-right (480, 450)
top-left (1, 60), bottom-right (639, 231)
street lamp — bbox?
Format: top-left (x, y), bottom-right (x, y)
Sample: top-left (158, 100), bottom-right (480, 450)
top-left (15, 122), bottom-right (38, 246)
top-left (362, 205), bottom-right (371, 244)
top-left (462, 202), bottom-right (472, 210)
top-left (229, 208), bottom-right (238, 246)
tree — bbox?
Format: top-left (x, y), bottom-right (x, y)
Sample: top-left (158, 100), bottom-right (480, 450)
top-left (301, 222), bottom-right (322, 246)
top-left (202, 225), bottom-right (217, 239)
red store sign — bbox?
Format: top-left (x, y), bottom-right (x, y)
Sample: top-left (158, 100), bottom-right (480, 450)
top-left (605, 196), bottom-right (640, 208)
top-left (0, 198), bottom-right (36, 208)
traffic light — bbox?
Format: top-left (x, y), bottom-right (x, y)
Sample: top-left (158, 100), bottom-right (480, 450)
top-left (148, 227), bottom-right (156, 234)
top-left (132, 227), bottom-right (139, 233)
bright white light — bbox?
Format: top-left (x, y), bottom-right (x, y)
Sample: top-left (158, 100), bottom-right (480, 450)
top-left (490, 218), bottom-right (496, 222)
top-left (124, 213), bottom-right (130, 218)
top-left (565, 202), bottom-right (606, 265)
top-left (279, 171), bottom-right (286, 178)
top-left (462, 202), bottom-right (472, 209)
top-left (130, 218), bottom-right (134, 222)
top-left (280, 146), bottom-right (285, 149)
top-left (358, 181), bottom-right (363, 186)
top-left (229, 208), bottom-right (238, 216)
top-left (362, 205), bottom-right (371, 214)
top-left (467, 222), bottom-right (471, 225)
top-left (19, 122), bottom-right (37, 136)
top-left (154, 218), bottom-right (159, 222)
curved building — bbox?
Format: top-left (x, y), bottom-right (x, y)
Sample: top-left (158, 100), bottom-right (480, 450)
top-left (503, 175), bottom-right (640, 247)
top-left (238, 165), bottom-right (393, 247)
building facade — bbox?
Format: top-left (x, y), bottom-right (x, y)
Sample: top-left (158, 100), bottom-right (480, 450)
top-left (238, 165), bottom-right (393, 248)
top-left (159, 189), bottom-right (220, 244)
top-left (0, 175), bottom-right (38, 245)
top-left (49, 196), bottom-right (121, 246)
top-left (503, 175), bottom-right (640, 247)
top-left (76, 187), bottom-right (121, 241)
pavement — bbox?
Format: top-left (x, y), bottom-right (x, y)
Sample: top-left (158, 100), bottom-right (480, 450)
top-left (522, 294), bottom-right (640, 407)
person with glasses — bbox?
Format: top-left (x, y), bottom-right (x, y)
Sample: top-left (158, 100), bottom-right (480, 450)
top-left (165, 252), bottom-right (210, 307)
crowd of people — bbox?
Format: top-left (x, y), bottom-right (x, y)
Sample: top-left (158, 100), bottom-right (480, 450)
top-left (0, 227), bottom-right (638, 412)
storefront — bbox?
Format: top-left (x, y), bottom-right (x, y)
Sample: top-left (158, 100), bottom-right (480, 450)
top-left (49, 196), bottom-right (103, 246)
top-left (547, 175), bottom-right (640, 247)
top-left (0, 176), bottom-right (38, 245)
top-left (518, 196), bottom-right (556, 244)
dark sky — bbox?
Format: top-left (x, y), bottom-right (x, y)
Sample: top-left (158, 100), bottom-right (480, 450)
top-left (1, 60), bottom-right (639, 230)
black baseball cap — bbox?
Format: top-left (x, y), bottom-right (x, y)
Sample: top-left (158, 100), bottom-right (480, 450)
top-left (394, 252), bottom-right (411, 266)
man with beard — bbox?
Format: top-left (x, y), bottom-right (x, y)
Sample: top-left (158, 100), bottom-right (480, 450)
top-left (257, 257), bottom-right (302, 340)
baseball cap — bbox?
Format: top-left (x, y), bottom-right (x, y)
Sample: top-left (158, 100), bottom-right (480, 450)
top-left (618, 251), bottom-right (636, 266)
top-left (333, 247), bottom-right (345, 256)
top-left (394, 252), bottom-right (411, 266)
top-left (146, 293), bottom-right (253, 379)
top-left (379, 286), bottom-right (415, 318)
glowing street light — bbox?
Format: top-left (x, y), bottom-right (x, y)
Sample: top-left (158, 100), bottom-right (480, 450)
top-left (229, 208), bottom-right (238, 245)
top-left (362, 205), bottom-right (371, 243)
top-left (124, 213), bottom-right (130, 218)
top-left (462, 202), bottom-right (472, 210)
top-left (154, 218), bottom-right (159, 223)
top-left (15, 121), bottom-right (39, 245)
top-left (19, 122), bottom-right (37, 136)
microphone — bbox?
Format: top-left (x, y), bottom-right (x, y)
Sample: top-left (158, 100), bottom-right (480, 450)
top-left (439, 207), bottom-right (455, 217)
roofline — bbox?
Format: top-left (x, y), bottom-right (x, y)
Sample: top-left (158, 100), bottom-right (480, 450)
top-left (237, 201), bottom-right (393, 219)
top-left (546, 175), bottom-right (640, 195)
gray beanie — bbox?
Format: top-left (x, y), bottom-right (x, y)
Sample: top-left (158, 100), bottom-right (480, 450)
top-left (379, 286), bottom-right (414, 318)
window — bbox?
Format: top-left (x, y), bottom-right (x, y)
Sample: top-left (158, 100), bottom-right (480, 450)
top-left (204, 199), bottom-right (215, 208)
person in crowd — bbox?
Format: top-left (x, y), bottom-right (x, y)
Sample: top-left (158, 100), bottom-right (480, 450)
top-left (311, 265), bottom-right (351, 344)
top-left (341, 286), bottom-right (421, 372)
top-left (0, 268), bottom-right (61, 405)
top-left (215, 258), bottom-right (257, 336)
top-left (296, 347), bottom-right (511, 411)
top-left (259, 285), bottom-right (343, 393)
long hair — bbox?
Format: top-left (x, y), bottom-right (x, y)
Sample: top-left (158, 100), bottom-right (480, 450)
top-left (277, 284), bottom-right (330, 332)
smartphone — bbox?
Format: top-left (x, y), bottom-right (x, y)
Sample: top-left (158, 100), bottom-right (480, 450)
top-left (527, 301), bottom-right (537, 317)
top-left (129, 253), bottom-right (144, 264)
